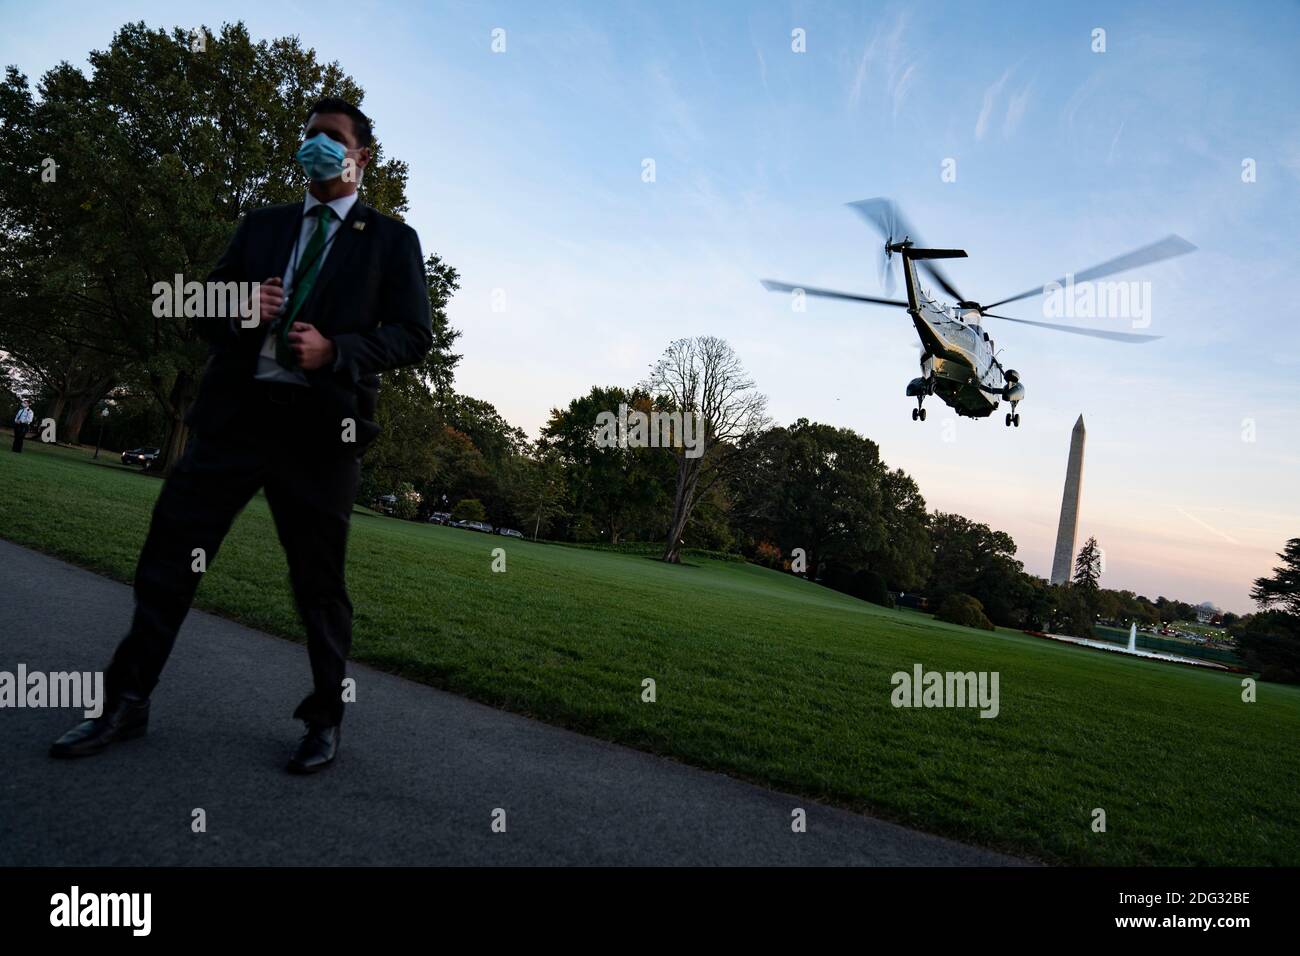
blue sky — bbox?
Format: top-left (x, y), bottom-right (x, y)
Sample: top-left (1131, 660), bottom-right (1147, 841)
top-left (3, 0), bottom-right (1298, 611)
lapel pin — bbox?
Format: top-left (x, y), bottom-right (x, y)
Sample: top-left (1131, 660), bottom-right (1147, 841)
top-left (353, 221), bottom-right (366, 231)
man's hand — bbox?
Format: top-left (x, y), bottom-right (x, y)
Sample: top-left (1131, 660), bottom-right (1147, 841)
top-left (255, 277), bottom-right (284, 326)
top-left (287, 322), bottom-right (337, 371)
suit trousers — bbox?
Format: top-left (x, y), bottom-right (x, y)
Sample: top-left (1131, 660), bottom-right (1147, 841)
top-left (104, 389), bottom-right (362, 726)
top-left (11, 423), bottom-right (28, 452)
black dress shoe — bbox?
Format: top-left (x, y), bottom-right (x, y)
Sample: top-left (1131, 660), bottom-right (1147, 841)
top-left (49, 695), bottom-right (150, 758)
top-left (287, 723), bottom-right (339, 774)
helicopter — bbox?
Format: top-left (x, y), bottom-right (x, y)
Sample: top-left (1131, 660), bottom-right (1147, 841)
top-left (761, 199), bottom-right (1195, 426)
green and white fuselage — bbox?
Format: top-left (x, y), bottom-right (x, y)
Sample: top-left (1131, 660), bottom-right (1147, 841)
top-left (897, 244), bottom-right (1023, 420)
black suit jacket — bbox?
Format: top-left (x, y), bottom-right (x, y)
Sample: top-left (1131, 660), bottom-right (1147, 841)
top-left (187, 199), bottom-right (432, 455)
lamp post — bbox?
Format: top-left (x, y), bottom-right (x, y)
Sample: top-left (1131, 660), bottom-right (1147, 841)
top-left (93, 406), bottom-right (109, 459)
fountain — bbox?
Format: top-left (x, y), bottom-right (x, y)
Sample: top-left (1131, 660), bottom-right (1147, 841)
top-left (1028, 622), bottom-right (1230, 670)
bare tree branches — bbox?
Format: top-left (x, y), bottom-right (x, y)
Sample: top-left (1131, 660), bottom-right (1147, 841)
top-left (644, 336), bottom-right (769, 563)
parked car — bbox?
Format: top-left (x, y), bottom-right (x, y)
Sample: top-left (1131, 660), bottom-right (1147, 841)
top-left (121, 447), bottom-right (161, 470)
top-left (427, 512), bottom-right (453, 525)
top-left (495, 527), bottom-right (524, 539)
top-left (375, 494), bottom-right (397, 515)
top-left (457, 520), bottom-right (494, 534)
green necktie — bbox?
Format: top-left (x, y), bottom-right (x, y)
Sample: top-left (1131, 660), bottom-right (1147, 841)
top-left (275, 205), bottom-right (335, 369)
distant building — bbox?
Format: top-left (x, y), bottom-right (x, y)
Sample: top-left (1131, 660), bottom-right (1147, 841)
top-left (1196, 601), bottom-right (1220, 624)
top-left (1050, 415), bottom-right (1086, 586)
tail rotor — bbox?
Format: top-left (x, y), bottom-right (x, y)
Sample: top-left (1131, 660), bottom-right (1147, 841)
top-left (853, 198), bottom-right (903, 296)
top-left (880, 238), bottom-right (898, 296)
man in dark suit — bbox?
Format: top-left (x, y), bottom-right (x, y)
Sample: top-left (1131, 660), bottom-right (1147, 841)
top-left (50, 97), bottom-right (431, 773)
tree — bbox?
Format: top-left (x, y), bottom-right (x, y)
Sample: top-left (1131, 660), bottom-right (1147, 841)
top-left (451, 498), bottom-right (487, 523)
top-left (733, 420), bottom-right (878, 580)
top-left (421, 426), bottom-right (490, 512)
top-left (540, 385), bottom-right (672, 544)
top-left (1154, 596), bottom-right (1196, 625)
top-left (1250, 538), bottom-right (1300, 616)
top-left (644, 337), bottom-right (768, 563)
top-left (1234, 538), bottom-right (1300, 684)
top-left (1049, 583), bottom-right (1096, 638)
top-left (1232, 612), bottom-right (1300, 684)
top-left (501, 451), bottom-right (568, 540)
top-left (1019, 577), bottom-right (1093, 638)
top-left (874, 467), bottom-right (932, 591)
top-left (731, 419), bottom-right (930, 589)
top-left (418, 254), bottom-right (463, 407)
top-left (1070, 535), bottom-right (1103, 625)
top-left (925, 513), bottom-right (1027, 626)
top-left (0, 316), bottom-right (117, 444)
top-left (443, 393), bottom-right (528, 467)
top-left (1073, 536), bottom-right (1102, 591)
top-left (361, 253), bottom-right (462, 496)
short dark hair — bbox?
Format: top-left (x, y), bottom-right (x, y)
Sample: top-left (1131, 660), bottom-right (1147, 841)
top-left (305, 96), bottom-right (373, 148)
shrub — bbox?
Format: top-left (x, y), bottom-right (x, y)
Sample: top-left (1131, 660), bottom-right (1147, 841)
top-left (935, 593), bottom-right (994, 631)
top-left (820, 565), bottom-right (895, 608)
top-left (753, 540), bottom-right (782, 570)
top-left (857, 570), bottom-right (894, 608)
top-left (392, 482), bottom-right (420, 521)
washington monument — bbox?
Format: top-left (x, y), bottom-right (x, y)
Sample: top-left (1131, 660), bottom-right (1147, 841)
top-left (1050, 415), bottom-right (1086, 585)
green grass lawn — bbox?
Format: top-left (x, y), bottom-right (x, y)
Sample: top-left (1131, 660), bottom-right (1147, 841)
top-left (3, 439), bottom-right (1298, 865)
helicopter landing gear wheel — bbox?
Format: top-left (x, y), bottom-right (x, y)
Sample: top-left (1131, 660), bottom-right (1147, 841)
top-left (912, 408), bottom-right (918, 421)
top-left (1013, 413), bottom-right (1020, 427)
top-left (1005, 413), bottom-right (1011, 427)
top-left (919, 407), bottom-right (926, 421)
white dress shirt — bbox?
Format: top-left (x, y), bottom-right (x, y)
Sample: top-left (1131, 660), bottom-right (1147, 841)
top-left (255, 191), bottom-right (358, 385)
top-left (15, 406), bottom-right (34, 425)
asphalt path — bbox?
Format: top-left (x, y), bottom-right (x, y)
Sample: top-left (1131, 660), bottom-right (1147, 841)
top-left (0, 538), bottom-right (1022, 866)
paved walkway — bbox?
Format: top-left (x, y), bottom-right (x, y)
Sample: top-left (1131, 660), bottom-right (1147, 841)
top-left (0, 539), bottom-right (1021, 865)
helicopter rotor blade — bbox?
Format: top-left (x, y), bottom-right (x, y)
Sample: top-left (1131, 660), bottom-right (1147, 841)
top-left (881, 250), bottom-right (897, 297)
top-left (760, 279), bottom-right (908, 308)
top-left (848, 197), bottom-right (901, 243)
top-left (983, 235), bottom-right (1196, 310)
top-left (980, 312), bottom-right (1162, 343)
top-left (847, 198), bottom-right (966, 302)
top-left (852, 199), bottom-right (902, 296)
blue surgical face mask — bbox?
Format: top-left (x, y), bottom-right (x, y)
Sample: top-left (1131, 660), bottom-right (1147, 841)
top-left (296, 132), bottom-right (348, 182)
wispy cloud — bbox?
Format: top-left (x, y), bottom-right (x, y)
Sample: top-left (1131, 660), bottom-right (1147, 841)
top-left (848, 11), bottom-right (918, 118)
top-left (1106, 118), bottom-right (1127, 164)
top-left (975, 68), bottom-right (1013, 140)
top-left (893, 62), bottom-right (918, 118)
top-left (1176, 507), bottom-right (1242, 546)
top-left (1003, 81), bottom-right (1033, 137)
top-left (645, 59), bottom-right (701, 160)
top-left (1061, 71), bottom-right (1106, 136)
top-left (976, 67), bottom-right (1032, 140)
